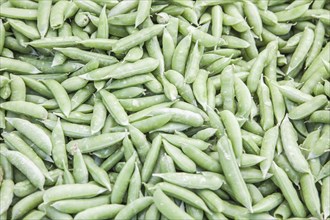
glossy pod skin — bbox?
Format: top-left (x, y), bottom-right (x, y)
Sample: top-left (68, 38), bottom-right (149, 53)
top-left (0, 0), bottom-right (329, 219)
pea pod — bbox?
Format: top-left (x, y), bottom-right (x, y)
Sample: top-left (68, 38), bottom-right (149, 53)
top-left (51, 195), bottom-right (110, 214)
top-left (0, 57), bottom-right (41, 74)
top-left (178, 17), bottom-right (226, 47)
top-left (3, 132), bottom-right (50, 180)
top-left (43, 183), bottom-right (107, 203)
top-left (6, 117), bottom-right (52, 155)
top-left (81, 58), bottom-right (159, 81)
top-left (281, 115), bottom-right (310, 173)
top-left (270, 162), bottom-right (306, 217)
top-left (112, 25), bottom-right (165, 53)
top-left (0, 148), bottom-right (45, 190)
top-left (161, 133), bottom-right (210, 150)
top-left (288, 95), bottom-right (328, 120)
top-left (153, 172), bottom-right (223, 190)
top-left (154, 182), bottom-right (211, 213)
top-left (0, 179), bottom-right (14, 215)
top-left (111, 153), bottom-right (136, 204)
top-left (100, 90), bottom-right (129, 126)
top-left (11, 191), bottom-right (44, 220)
top-left (217, 136), bottom-right (252, 211)
top-left (66, 132), bottom-right (126, 153)
top-left (75, 204), bottom-right (124, 220)
top-left (153, 188), bottom-right (194, 220)
top-left (162, 139), bottom-right (196, 173)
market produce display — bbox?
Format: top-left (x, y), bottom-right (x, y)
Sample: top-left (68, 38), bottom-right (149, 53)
top-left (0, 0), bottom-right (329, 219)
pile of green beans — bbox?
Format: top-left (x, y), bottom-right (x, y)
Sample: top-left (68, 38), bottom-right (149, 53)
top-left (0, 0), bottom-right (330, 219)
